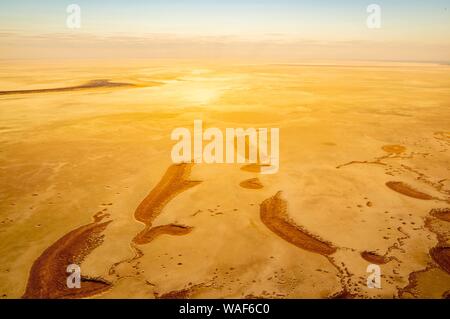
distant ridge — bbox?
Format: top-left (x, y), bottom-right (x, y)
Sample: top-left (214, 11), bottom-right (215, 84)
top-left (0, 79), bottom-right (140, 95)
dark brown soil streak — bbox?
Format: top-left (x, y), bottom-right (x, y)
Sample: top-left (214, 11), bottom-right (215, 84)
top-left (0, 79), bottom-right (148, 96)
top-left (329, 289), bottom-right (357, 299)
top-left (425, 208), bottom-right (450, 274)
top-left (430, 208), bottom-right (450, 222)
top-left (241, 164), bottom-right (271, 173)
top-left (386, 181), bottom-right (433, 200)
top-left (133, 224), bottom-right (193, 245)
top-left (108, 164), bottom-right (201, 279)
top-left (360, 251), bottom-right (389, 265)
top-left (239, 178), bottom-right (264, 189)
top-left (260, 192), bottom-right (337, 255)
top-left (155, 287), bottom-right (194, 299)
top-left (22, 213), bottom-right (112, 299)
top-left (397, 265), bottom-right (434, 298)
top-left (155, 282), bottom-right (205, 299)
top-left (430, 247), bottom-right (450, 275)
top-left (133, 163), bottom-right (201, 245)
top-left (400, 207), bottom-right (450, 298)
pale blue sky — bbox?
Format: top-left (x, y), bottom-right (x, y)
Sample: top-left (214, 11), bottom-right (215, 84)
top-left (1, 1), bottom-right (448, 40)
top-left (1, 1), bottom-right (449, 61)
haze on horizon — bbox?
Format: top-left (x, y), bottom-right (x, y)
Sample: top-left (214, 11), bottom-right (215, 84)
top-left (1, 0), bottom-right (449, 62)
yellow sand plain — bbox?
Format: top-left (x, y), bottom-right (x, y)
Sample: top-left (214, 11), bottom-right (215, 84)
top-left (0, 60), bottom-right (449, 299)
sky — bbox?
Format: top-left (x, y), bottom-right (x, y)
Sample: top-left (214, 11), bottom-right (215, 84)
top-left (1, 0), bottom-right (449, 61)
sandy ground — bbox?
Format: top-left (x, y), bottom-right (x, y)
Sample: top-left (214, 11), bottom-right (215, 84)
top-left (0, 60), bottom-right (449, 299)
